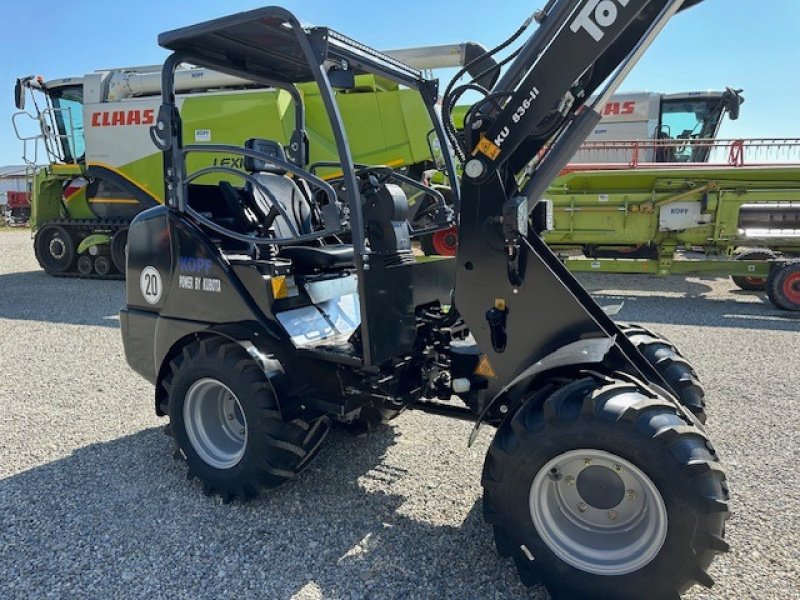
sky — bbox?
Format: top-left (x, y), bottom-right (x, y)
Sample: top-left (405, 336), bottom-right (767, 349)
top-left (1, 0), bottom-right (798, 166)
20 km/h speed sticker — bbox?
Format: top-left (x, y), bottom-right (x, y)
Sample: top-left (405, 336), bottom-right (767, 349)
top-left (140, 266), bottom-right (163, 305)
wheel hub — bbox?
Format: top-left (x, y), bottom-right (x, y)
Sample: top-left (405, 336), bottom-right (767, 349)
top-left (49, 237), bottom-right (66, 259)
top-left (530, 449), bottom-right (668, 576)
top-left (784, 272), bottom-right (800, 303)
top-left (183, 378), bottom-right (247, 470)
top-left (575, 465), bottom-right (626, 510)
top-left (432, 227), bottom-right (458, 256)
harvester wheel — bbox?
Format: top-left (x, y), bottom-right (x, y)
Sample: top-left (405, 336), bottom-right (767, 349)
top-left (732, 249), bottom-right (776, 291)
top-left (431, 226), bottom-right (458, 256)
top-left (110, 228), bottom-right (128, 273)
top-left (767, 260), bottom-right (800, 311)
top-left (419, 234), bottom-right (436, 256)
top-left (94, 256), bottom-right (111, 277)
top-left (482, 376), bottom-right (729, 600)
top-left (620, 324), bottom-right (707, 424)
top-left (77, 255), bottom-right (94, 276)
top-left (164, 338), bottom-right (330, 501)
top-left (34, 224), bottom-right (76, 274)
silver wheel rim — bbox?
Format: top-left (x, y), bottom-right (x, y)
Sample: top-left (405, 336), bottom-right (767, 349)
top-left (183, 378), bottom-right (247, 469)
top-left (49, 237), bottom-right (66, 259)
top-left (529, 449), bottom-right (667, 576)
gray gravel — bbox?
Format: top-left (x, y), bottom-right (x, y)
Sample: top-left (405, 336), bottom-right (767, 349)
top-left (1, 228), bottom-right (798, 599)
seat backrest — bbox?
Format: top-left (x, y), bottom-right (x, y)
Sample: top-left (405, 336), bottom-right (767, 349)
top-left (244, 138), bottom-right (313, 239)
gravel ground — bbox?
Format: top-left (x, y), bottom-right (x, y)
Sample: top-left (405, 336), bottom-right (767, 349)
top-left (1, 228), bottom-right (798, 599)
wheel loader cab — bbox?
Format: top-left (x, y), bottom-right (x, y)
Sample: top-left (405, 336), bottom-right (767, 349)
top-left (122, 6), bottom-right (459, 385)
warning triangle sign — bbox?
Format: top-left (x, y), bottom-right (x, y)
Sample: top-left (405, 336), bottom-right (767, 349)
top-left (474, 355), bottom-right (497, 379)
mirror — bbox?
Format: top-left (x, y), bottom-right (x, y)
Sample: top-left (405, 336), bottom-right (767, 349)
top-left (723, 88), bottom-right (744, 121)
top-left (328, 67), bottom-right (355, 90)
top-left (14, 79), bottom-right (25, 110)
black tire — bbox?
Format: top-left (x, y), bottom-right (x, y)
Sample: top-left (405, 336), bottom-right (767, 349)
top-left (110, 227), bottom-right (128, 274)
top-left (94, 255), bottom-right (111, 277)
top-left (164, 338), bottom-right (330, 501)
top-left (34, 224), bottom-right (76, 274)
top-left (620, 324), bottom-right (707, 424)
top-left (767, 260), bottom-right (800, 311)
top-left (482, 376), bottom-right (729, 600)
top-left (731, 249), bottom-right (776, 291)
top-left (419, 234), bottom-right (436, 256)
top-left (77, 255), bottom-right (94, 276)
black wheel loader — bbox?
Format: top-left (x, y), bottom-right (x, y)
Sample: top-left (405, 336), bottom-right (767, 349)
top-left (120, 2), bottom-right (728, 597)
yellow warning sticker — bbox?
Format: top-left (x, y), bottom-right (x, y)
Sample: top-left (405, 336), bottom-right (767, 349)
top-left (474, 135), bottom-right (502, 161)
top-left (475, 355), bottom-right (498, 379)
top-left (271, 275), bottom-right (289, 299)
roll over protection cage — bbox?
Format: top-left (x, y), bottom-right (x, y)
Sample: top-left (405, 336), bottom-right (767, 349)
top-left (149, 6), bottom-right (460, 258)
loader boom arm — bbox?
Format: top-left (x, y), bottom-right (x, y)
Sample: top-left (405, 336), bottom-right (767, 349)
top-left (459, 0), bottom-right (699, 189)
top-left (452, 0), bottom-right (706, 400)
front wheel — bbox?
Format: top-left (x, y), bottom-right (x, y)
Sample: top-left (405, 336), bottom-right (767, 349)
top-left (164, 338), bottom-right (330, 501)
top-left (620, 324), bottom-right (707, 424)
top-left (482, 376), bottom-right (729, 599)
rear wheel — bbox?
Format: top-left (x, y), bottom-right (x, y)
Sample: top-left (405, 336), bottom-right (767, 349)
top-left (110, 228), bottom-right (128, 274)
top-left (767, 261), bottom-right (800, 311)
top-left (164, 338), bottom-right (330, 501)
top-left (731, 249), bottom-right (776, 291)
top-left (620, 324), bottom-right (707, 424)
top-left (34, 224), bottom-right (76, 274)
top-left (482, 376), bottom-right (729, 599)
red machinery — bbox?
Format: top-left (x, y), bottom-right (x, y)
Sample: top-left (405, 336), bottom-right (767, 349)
top-left (4, 191), bottom-right (31, 226)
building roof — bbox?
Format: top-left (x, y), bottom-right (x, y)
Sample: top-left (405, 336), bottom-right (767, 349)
top-left (0, 165), bottom-right (28, 178)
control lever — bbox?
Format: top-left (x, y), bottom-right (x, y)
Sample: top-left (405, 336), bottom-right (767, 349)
top-left (485, 299), bottom-right (508, 353)
top-left (502, 196), bottom-right (528, 287)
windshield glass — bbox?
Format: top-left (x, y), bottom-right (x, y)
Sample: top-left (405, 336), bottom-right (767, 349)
top-left (659, 98), bottom-right (724, 162)
top-left (49, 85), bottom-right (85, 163)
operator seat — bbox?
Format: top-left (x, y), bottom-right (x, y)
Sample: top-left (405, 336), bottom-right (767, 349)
top-left (244, 138), bottom-right (354, 272)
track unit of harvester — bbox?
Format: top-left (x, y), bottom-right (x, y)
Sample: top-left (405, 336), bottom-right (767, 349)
top-left (121, 2), bottom-right (728, 598)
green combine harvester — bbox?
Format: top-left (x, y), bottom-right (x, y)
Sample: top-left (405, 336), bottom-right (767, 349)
top-left (12, 63), bottom-right (449, 278)
top-left (12, 54), bottom-right (800, 310)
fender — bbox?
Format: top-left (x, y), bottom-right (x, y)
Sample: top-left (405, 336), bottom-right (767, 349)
top-left (77, 233), bottom-right (111, 254)
top-left (468, 337), bottom-right (616, 445)
top-left (153, 321), bottom-right (287, 417)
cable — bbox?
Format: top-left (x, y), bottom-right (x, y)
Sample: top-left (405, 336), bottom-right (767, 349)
top-left (441, 13), bottom-right (537, 159)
